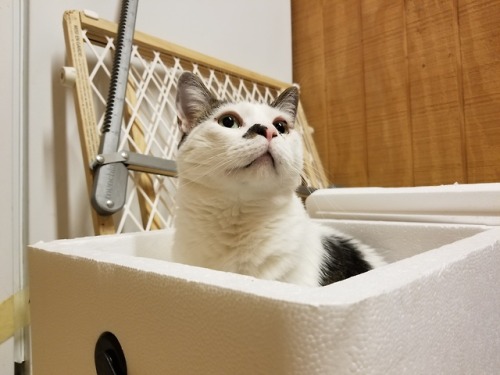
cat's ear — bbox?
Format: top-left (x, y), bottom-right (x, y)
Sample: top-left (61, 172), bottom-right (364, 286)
top-left (176, 72), bottom-right (218, 133)
top-left (271, 86), bottom-right (299, 120)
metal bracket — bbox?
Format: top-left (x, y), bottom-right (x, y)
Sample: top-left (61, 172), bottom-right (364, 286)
top-left (91, 151), bottom-right (177, 177)
top-left (91, 0), bottom-right (140, 216)
top-left (90, 151), bottom-right (177, 216)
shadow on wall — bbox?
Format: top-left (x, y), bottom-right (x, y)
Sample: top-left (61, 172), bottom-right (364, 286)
top-left (51, 55), bottom-right (93, 239)
top-left (51, 55), bottom-right (69, 239)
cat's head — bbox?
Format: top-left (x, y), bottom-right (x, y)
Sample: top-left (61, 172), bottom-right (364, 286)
top-left (175, 72), bottom-right (303, 196)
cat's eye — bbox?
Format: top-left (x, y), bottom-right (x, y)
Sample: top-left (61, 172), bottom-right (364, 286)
top-left (273, 120), bottom-right (288, 134)
top-left (218, 114), bottom-right (241, 129)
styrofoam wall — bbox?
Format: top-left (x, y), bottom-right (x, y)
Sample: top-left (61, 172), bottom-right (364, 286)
top-left (29, 223), bottom-right (500, 374)
top-left (28, 185), bottom-right (500, 373)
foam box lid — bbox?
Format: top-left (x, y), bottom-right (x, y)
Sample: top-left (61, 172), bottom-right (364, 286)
top-left (306, 183), bottom-right (500, 226)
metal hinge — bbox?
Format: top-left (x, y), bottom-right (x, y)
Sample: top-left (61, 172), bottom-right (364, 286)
top-left (90, 151), bottom-right (177, 216)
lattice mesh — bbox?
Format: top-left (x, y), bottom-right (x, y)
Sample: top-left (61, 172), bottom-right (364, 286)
top-left (67, 12), bottom-right (327, 234)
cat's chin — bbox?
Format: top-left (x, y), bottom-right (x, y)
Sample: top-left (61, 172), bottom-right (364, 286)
top-left (243, 151), bottom-right (275, 169)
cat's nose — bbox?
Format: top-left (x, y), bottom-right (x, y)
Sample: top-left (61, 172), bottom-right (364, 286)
top-left (244, 124), bottom-right (278, 142)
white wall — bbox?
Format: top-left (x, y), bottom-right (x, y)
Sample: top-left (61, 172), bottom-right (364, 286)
top-left (0, 0), bottom-right (25, 372)
top-left (1, 1), bottom-right (291, 373)
top-left (27, 0), bottom-right (292, 243)
top-left (0, 0), bottom-right (15, 371)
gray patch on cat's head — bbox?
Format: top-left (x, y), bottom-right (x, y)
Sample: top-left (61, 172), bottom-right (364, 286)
top-left (270, 86), bottom-right (299, 120)
top-left (176, 72), bottom-right (222, 135)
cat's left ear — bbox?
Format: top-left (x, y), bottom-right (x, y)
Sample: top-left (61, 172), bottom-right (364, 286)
top-left (271, 86), bottom-right (299, 120)
top-left (176, 72), bottom-right (219, 133)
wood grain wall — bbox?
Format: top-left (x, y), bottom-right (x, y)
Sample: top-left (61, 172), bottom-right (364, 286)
top-left (292, 0), bottom-right (500, 187)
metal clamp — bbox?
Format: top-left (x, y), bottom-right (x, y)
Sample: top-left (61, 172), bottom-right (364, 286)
top-left (91, 151), bottom-right (177, 215)
top-left (92, 151), bottom-right (177, 177)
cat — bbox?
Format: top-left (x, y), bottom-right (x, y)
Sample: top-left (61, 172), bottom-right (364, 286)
top-left (171, 72), bottom-right (385, 287)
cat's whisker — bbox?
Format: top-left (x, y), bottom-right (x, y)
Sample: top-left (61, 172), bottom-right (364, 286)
top-left (178, 153), bottom-right (239, 188)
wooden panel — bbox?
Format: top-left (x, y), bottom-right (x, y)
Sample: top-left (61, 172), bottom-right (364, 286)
top-left (292, 0), bottom-right (499, 187)
top-left (291, 0), bottom-right (330, 179)
top-left (459, 0), bottom-right (500, 183)
top-left (362, 0), bottom-right (413, 186)
top-left (323, 0), bottom-right (369, 186)
top-left (406, 0), bottom-right (466, 185)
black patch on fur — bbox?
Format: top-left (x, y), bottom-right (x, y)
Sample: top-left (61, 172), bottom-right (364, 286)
top-left (319, 235), bottom-right (373, 286)
top-left (178, 133), bottom-right (188, 149)
top-left (243, 124), bottom-right (268, 139)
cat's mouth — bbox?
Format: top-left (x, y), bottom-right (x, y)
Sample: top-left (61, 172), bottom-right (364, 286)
top-left (244, 151), bottom-right (275, 169)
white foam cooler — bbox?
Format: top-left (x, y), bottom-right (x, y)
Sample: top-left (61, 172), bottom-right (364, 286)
top-left (28, 184), bottom-right (500, 374)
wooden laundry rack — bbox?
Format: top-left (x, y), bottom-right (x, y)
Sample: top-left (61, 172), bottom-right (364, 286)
top-left (62, 10), bottom-right (328, 235)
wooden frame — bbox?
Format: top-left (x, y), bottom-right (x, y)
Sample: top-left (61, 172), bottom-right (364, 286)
top-left (63, 10), bottom-right (328, 235)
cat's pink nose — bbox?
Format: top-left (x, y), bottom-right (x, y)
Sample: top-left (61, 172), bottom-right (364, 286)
top-left (265, 127), bottom-right (278, 142)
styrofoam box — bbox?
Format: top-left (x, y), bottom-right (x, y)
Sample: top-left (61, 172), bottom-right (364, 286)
top-left (28, 184), bottom-right (500, 374)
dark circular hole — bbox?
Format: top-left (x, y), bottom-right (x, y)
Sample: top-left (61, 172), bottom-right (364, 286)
top-left (95, 331), bottom-right (127, 375)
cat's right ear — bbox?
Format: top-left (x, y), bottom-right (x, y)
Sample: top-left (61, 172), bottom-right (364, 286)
top-left (176, 72), bottom-right (218, 134)
top-left (271, 85), bottom-right (299, 120)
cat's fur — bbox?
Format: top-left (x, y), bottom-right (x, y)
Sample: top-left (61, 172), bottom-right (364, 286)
top-left (171, 72), bottom-right (385, 286)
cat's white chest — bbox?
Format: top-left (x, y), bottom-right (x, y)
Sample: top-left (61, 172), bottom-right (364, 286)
top-left (172, 191), bottom-right (324, 285)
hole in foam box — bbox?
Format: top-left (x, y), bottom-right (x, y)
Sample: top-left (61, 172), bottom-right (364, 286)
top-left (28, 184), bottom-right (500, 374)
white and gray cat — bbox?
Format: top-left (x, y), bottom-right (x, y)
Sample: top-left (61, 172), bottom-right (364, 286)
top-left (171, 72), bottom-right (385, 287)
